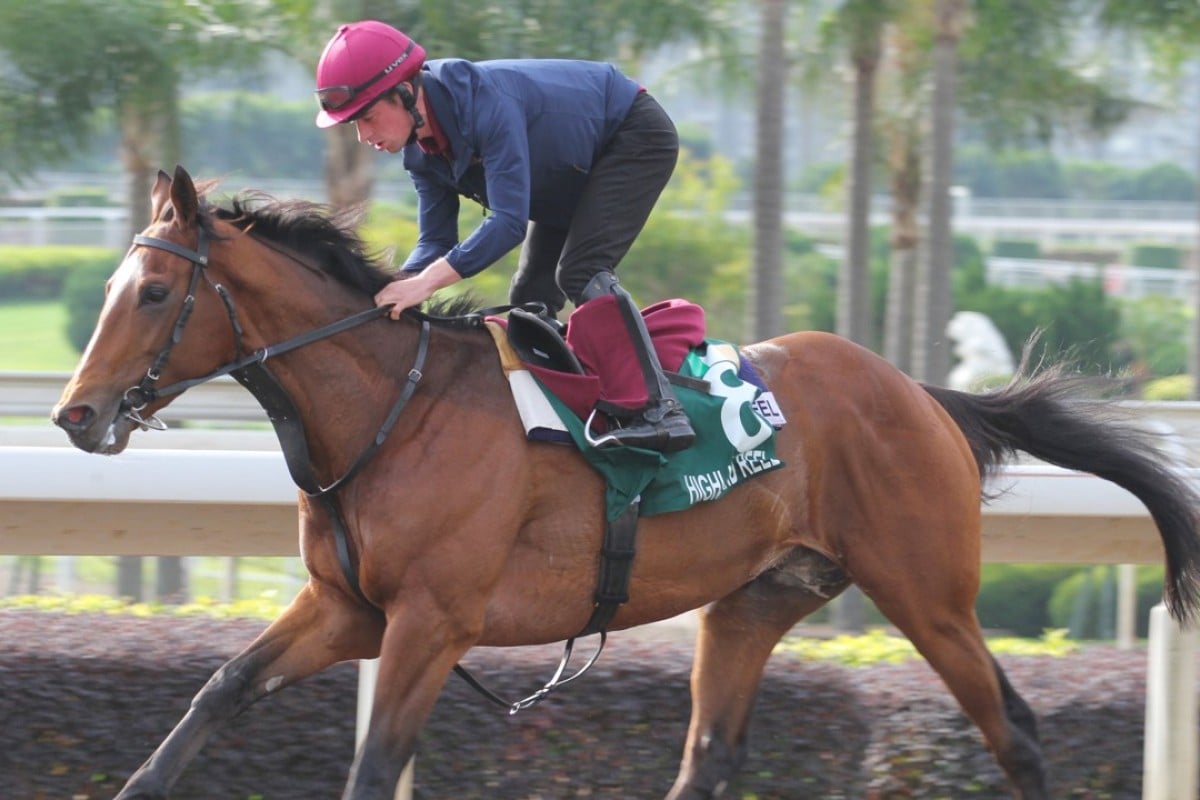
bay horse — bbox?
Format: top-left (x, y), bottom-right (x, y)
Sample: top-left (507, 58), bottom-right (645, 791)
top-left (54, 166), bottom-right (1200, 800)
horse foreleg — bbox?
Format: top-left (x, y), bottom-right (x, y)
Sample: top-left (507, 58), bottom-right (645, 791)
top-left (114, 581), bottom-right (383, 800)
top-left (666, 555), bottom-right (846, 800)
top-left (342, 601), bottom-right (477, 800)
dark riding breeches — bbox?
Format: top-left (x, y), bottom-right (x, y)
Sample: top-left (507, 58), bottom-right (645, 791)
top-left (508, 91), bottom-right (679, 315)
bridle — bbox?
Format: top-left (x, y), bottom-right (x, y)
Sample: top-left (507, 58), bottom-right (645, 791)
top-left (120, 226), bottom-right (425, 496)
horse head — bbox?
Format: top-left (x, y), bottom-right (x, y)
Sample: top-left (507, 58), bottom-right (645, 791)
top-left (52, 166), bottom-right (241, 454)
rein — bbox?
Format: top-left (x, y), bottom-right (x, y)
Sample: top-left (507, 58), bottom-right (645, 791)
top-left (125, 229), bottom-right (605, 714)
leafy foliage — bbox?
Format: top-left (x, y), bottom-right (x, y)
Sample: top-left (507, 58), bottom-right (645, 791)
top-left (0, 0), bottom-right (267, 183)
top-left (956, 278), bottom-right (1123, 375)
top-left (379, 0), bottom-right (726, 66)
top-left (0, 592), bottom-right (284, 620)
top-left (773, 628), bottom-right (1077, 666)
top-left (958, 0), bottom-right (1139, 147)
top-left (1117, 295), bottom-right (1189, 378)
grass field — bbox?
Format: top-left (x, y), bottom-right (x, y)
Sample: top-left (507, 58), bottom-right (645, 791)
top-left (0, 300), bottom-right (79, 371)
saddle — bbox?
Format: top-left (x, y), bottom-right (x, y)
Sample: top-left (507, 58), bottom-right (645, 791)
top-left (506, 307), bottom-right (584, 375)
top-left (504, 302), bottom-right (709, 417)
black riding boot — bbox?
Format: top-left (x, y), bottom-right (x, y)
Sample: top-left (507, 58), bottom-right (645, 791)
top-left (580, 273), bottom-right (696, 453)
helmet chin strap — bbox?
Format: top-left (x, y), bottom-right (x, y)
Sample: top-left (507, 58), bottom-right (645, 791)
top-left (399, 76), bottom-right (425, 146)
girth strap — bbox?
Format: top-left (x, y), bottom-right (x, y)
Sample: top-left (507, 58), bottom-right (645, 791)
top-left (580, 500), bottom-right (640, 636)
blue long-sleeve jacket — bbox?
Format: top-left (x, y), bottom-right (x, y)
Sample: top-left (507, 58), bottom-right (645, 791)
top-left (400, 58), bottom-right (641, 278)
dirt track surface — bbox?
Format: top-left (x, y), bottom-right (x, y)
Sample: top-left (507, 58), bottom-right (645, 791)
top-left (0, 610), bottom-right (1165, 799)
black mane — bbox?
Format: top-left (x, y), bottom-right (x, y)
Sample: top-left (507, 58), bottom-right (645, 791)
top-left (204, 192), bottom-right (490, 326)
top-left (209, 193), bottom-right (394, 296)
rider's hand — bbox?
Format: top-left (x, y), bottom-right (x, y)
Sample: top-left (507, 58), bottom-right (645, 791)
top-left (374, 258), bottom-right (462, 320)
top-left (375, 277), bottom-right (433, 319)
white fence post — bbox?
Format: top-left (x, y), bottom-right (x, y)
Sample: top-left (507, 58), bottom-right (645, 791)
top-left (356, 658), bottom-right (414, 800)
top-left (1142, 604), bottom-right (1198, 800)
top-left (1117, 564), bottom-right (1138, 650)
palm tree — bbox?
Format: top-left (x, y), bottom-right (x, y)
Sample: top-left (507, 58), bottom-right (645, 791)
top-left (750, 0), bottom-right (788, 342)
top-left (874, 4), bottom-right (937, 374)
top-left (911, 0), bottom-right (966, 384)
top-left (830, 0), bottom-right (895, 348)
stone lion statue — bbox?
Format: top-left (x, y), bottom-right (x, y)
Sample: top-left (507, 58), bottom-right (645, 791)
top-left (946, 311), bottom-right (1015, 392)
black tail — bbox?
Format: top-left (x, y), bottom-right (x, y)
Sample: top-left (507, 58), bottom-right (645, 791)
top-left (923, 361), bottom-right (1200, 625)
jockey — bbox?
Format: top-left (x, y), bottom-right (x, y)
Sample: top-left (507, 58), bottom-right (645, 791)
top-left (314, 20), bottom-right (694, 453)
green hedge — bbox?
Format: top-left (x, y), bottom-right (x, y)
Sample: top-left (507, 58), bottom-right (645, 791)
top-left (1130, 243), bottom-right (1182, 270)
top-left (974, 564), bottom-right (1080, 636)
top-left (62, 258), bottom-right (115, 351)
top-left (991, 239), bottom-right (1040, 259)
top-left (0, 245), bottom-right (118, 301)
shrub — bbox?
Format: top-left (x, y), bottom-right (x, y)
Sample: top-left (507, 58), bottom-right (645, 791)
top-left (1130, 244), bottom-right (1182, 270)
top-left (1128, 162), bottom-right (1196, 202)
top-left (0, 245), bottom-right (117, 300)
top-left (991, 239), bottom-right (1040, 259)
top-left (1143, 374), bottom-right (1192, 400)
top-left (974, 564), bottom-right (1079, 636)
top-left (1117, 294), bottom-right (1189, 378)
top-left (46, 187), bottom-right (114, 207)
top-left (62, 258), bottom-right (114, 352)
top-left (959, 278), bottom-right (1122, 374)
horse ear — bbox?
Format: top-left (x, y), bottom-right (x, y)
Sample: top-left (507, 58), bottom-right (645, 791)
top-left (149, 169), bottom-right (173, 222)
top-left (169, 165), bottom-right (199, 227)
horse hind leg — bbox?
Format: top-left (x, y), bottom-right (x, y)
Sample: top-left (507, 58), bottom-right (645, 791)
top-left (666, 547), bottom-right (848, 800)
top-left (868, 573), bottom-right (1047, 798)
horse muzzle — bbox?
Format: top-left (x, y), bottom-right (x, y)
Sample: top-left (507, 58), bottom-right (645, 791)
top-left (52, 400), bottom-right (137, 455)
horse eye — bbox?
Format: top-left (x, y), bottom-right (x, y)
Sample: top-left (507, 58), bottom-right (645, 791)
top-left (140, 284), bottom-right (170, 305)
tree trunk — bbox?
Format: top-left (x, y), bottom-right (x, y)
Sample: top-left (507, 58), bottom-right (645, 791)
top-left (1190, 69), bottom-right (1200, 400)
top-left (325, 125), bottom-right (375, 210)
top-left (116, 556), bottom-right (144, 602)
top-left (912, 0), bottom-right (965, 385)
top-left (750, 0), bottom-right (788, 343)
top-left (884, 123), bottom-right (921, 373)
top-left (120, 109), bottom-right (157, 237)
top-left (156, 557), bottom-right (187, 604)
top-left (838, 28), bottom-right (881, 348)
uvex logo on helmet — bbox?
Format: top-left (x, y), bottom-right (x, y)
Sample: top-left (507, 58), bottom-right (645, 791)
top-left (314, 20), bottom-right (426, 128)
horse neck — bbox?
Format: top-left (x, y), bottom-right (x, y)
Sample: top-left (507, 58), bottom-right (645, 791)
top-left (222, 243), bottom-right (432, 483)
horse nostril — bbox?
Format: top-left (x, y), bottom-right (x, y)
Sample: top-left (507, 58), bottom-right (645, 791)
top-left (53, 404), bottom-right (95, 432)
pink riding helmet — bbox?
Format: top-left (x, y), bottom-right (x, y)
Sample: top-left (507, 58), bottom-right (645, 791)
top-left (314, 20), bottom-right (426, 128)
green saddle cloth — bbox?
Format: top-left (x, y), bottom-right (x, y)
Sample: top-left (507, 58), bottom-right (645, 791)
top-left (538, 340), bottom-right (786, 520)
